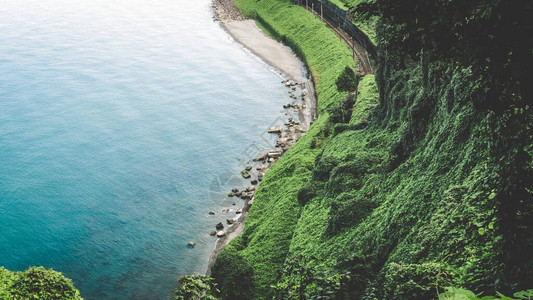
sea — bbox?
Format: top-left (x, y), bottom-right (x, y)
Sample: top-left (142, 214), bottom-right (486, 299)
top-left (0, 0), bottom-right (298, 298)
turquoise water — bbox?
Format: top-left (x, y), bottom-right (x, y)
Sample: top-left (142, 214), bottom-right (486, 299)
top-left (0, 0), bottom-right (296, 298)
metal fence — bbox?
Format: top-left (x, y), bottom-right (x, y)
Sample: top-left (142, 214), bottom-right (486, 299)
top-left (294, 0), bottom-right (377, 58)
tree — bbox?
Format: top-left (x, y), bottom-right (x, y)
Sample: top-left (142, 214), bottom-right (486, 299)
top-left (173, 275), bottom-right (219, 300)
top-left (335, 67), bottom-right (357, 92)
top-left (2, 266), bottom-right (82, 300)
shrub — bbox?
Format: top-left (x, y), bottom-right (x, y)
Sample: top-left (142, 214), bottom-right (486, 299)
top-left (312, 156), bottom-right (338, 181)
top-left (173, 275), bottom-right (219, 300)
top-left (336, 66), bottom-right (358, 92)
top-left (211, 248), bottom-right (254, 300)
top-left (383, 263), bottom-right (457, 300)
top-left (328, 94), bottom-right (357, 124)
top-left (5, 266), bottom-right (82, 300)
top-left (327, 192), bottom-right (376, 234)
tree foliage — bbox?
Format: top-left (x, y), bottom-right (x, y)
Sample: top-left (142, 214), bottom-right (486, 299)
top-left (0, 266), bottom-right (82, 300)
top-left (173, 275), bottom-right (219, 300)
top-left (335, 66), bottom-right (357, 92)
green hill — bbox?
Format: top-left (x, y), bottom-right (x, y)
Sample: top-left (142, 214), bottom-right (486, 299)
top-left (211, 0), bottom-right (532, 299)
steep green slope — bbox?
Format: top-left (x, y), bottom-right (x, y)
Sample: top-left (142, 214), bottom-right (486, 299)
top-left (212, 0), bottom-right (355, 297)
top-left (212, 0), bottom-right (532, 299)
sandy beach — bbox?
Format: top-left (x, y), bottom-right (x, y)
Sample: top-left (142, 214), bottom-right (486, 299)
top-left (213, 0), bottom-right (306, 83)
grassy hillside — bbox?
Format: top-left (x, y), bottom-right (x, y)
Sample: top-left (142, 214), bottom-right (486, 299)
top-left (212, 0), bottom-right (532, 299)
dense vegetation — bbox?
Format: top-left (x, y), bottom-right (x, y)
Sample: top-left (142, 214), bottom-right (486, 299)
top-left (212, 0), bottom-right (532, 299)
top-left (0, 266), bottom-right (82, 299)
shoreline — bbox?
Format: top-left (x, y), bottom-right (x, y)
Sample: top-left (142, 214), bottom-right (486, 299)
top-left (206, 0), bottom-right (317, 274)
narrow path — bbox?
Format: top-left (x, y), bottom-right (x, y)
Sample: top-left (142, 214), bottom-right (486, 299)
top-left (298, 2), bottom-right (375, 75)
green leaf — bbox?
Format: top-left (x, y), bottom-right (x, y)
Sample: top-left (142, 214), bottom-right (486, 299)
top-left (478, 227), bottom-right (486, 235)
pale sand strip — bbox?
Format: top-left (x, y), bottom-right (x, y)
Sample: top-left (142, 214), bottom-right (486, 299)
top-left (222, 20), bottom-right (306, 83)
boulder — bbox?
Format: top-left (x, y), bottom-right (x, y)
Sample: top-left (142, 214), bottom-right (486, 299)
top-left (257, 172), bottom-right (264, 181)
top-left (268, 126), bottom-right (283, 133)
top-left (251, 178), bottom-right (258, 185)
top-left (216, 222), bottom-right (224, 230)
top-left (268, 150), bottom-right (283, 158)
top-left (241, 171), bottom-right (251, 179)
top-left (209, 231), bottom-right (217, 236)
top-left (187, 241), bottom-right (195, 247)
top-left (226, 218), bottom-right (235, 225)
top-left (232, 188), bottom-right (239, 193)
top-left (258, 151), bottom-right (268, 161)
top-left (216, 231), bottom-right (226, 237)
top-left (208, 211), bottom-right (215, 215)
top-left (247, 185), bottom-right (256, 192)
top-left (236, 208), bottom-right (243, 214)
top-left (283, 104), bottom-right (291, 109)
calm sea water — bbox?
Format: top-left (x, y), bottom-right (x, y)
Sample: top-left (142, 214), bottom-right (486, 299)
top-left (0, 0), bottom-right (298, 298)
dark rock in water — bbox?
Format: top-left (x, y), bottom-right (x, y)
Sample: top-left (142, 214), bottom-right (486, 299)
top-left (227, 218), bottom-right (235, 225)
top-left (209, 231), bottom-right (217, 236)
top-left (241, 171), bottom-right (251, 179)
top-left (251, 178), bottom-right (258, 185)
top-left (232, 188), bottom-right (239, 193)
top-left (245, 165), bottom-right (252, 171)
top-left (208, 211), bottom-right (215, 215)
top-left (283, 103), bottom-right (291, 109)
top-left (232, 202), bottom-right (236, 205)
top-left (228, 193), bottom-right (234, 197)
top-left (268, 126), bottom-right (283, 133)
top-left (187, 241), bottom-right (195, 247)
top-left (240, 192), bottom-right (254, 200)
top-left (216, 222), bottom-right (224, 230)
top-left (236, 208), bottom-right (243, 214)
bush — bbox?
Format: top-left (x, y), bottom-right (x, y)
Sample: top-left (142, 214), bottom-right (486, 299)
top-left (336, 67), bottom-right (358, 92)
top-left (328, 94), bottom-right (357, 124)
top-left (211, 248), bottom-right (254, 300)
top-left (327, 192), bottom-right (377, 234)
top-left (4, 266), bottom-right (82, 300)
top-left (312, 156), bottom-right (339, 181)
top-left (383, 263), bottom-right (456, 300)
top-left (173, 275), bottom-right (219, 300)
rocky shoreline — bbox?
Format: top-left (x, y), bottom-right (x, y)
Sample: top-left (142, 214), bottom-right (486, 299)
top-left (206, 0), bottom-right (317, 274)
